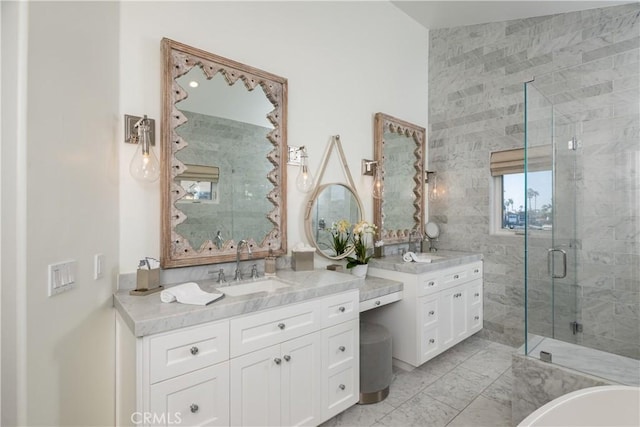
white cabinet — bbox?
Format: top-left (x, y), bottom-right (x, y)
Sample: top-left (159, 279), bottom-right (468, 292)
top-left (149, 362), bottom-right (230, 427)
top-left (321, 319), bottom-right (359, 420)
top-left (367, 261), bottom-right (483, 368)
top-left (229, 290), bottom-right (359, 426)
top-left (116, 289), bottom-right (359, 427)
top-left (230, 333), bottom-right (322, 427)
top-left (417, 295), bottom-right (441, 361)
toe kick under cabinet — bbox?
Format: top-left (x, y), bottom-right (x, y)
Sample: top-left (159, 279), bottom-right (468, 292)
top-left (116, 290), bottom-right (359, 427)
top-left (367, 261), bottom-right (483, 368)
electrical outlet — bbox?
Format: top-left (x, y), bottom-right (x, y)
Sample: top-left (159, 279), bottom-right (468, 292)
top-left (94, 253), bottom-right (104, 280)
top-left (48, 260), bottom-right (77, 296)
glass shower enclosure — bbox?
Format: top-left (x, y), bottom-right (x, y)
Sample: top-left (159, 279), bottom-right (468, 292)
top-left (524, 79), bottom-right (639, 372)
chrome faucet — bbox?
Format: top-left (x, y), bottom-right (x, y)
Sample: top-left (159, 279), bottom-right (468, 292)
top-left (250, 264), bottom-right (259, 279)
top-left (217, 268), bottom-right (226, 284)
top-left (234, 239), bottom-right (252, 281)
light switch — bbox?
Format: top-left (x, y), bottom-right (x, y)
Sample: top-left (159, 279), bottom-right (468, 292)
top-left (48, 260), bottom-right (76, 296)
top-left (94, 253), bottom-right (104, 280)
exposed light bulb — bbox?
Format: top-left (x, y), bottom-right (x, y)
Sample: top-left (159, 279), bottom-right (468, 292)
top-left (372, 164), bottom-right (383, 199)
top-left (130, 117), bottom-right (160, 183)
top-left (296, 148), bottom-right (314, 192)
top-left (428, 175), bottom-right (439, 201)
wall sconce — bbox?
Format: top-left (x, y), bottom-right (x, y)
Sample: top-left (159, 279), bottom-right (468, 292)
top-left (362, 159), bottom-right (383, 199)
top-left (425, 170), bottom-right (440, 201)
top-left (125, 114), bottom-right (160, 183)
top-left (288, 145), bottom-right (314, 192)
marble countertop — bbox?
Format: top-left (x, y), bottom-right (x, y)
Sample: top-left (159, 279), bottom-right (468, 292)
top-left (359, 276), bottom-right (403, 301)
top-left (369, 250), bottom-right (483, 274)
top-left (114, 268), bottom-right (403, 338)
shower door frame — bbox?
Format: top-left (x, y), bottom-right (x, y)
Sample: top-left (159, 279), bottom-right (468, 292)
top-left (524, 81), bottom-right (581, 355)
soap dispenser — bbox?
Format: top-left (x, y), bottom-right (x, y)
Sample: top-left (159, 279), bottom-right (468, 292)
top-left (265, 249), bottom-right (277, 276)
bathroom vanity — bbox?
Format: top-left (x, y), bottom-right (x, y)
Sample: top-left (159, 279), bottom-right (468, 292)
top-left (366, 251), bottom-right (483, 369)
top-left (114, 269), bottom-right (401, 427)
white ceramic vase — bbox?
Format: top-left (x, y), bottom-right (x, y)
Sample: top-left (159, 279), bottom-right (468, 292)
top-left (350, 264), bottom-right (368, 278)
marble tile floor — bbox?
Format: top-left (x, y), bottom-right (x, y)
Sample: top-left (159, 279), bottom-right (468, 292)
top-left (321, 336), bottom-right (517, 427)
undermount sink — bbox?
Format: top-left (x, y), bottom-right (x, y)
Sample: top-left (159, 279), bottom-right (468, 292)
top-left (217, 279), bottom-right (291, 297)
top-left (413, 253), bottom-right (445, 263)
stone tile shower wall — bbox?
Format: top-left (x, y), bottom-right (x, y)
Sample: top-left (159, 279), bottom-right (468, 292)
top-left (175, 111), bottom-right (274, 248)
top-left (428, 3), bottom-right (639, 357)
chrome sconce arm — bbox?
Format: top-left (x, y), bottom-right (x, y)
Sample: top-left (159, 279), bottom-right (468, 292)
top-left (361, 159), bottom-right (383, 199)
top-left (288, 145), bottom-right (314, 192)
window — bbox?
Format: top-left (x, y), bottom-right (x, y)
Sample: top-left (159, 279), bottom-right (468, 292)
top-left (491, 147), bottom-right (552, 232)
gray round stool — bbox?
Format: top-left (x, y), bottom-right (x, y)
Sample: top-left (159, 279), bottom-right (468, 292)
top-left (359, 321), bottom-right (392, 404)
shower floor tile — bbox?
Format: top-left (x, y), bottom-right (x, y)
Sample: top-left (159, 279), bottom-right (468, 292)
top-left (527, 335), bottom-right (640, 386)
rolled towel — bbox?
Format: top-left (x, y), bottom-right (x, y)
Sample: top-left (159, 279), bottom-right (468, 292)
top-left (403, 251), bottom-right (416, 262)
top-left (160, 282), bottom-right (224, 306)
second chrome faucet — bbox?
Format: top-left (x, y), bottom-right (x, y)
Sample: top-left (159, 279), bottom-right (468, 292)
top-left (234, 239), bottom-right (252, 281)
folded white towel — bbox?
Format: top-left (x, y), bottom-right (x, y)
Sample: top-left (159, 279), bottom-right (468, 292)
top-left (160, 282), bottom-right (224, 306)
top-left (402, 252), bottom-right (433, 263)
top-left (403, 252), bottom-right (415, 262)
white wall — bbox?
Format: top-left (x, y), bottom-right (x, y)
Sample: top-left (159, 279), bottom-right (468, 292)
top-left (119, 1), bottom-right (429, 270)
top-left (1, 2), bottom-right (120, 425)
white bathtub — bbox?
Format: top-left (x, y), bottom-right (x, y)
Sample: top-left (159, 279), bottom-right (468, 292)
top-left (518, 385), bottom-right (640, 427)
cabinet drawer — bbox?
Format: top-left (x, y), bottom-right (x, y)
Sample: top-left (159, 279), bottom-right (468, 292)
top-left (149, 362), bottom-right (229, 427)
top-left (468, 281), bottom-right (482, 306)
top-left (417, 274), bottom-right (442, 296)
top-left (359, 291), bottom-right (402, 312)
top-left (442, 267), bottom-right (469, 288)
top-left (230, 300), bottom-right (320, 357)
top-left (469, 305), bottom-right (483, 331)
top-left (420, 297), bottom-right (439, 328)
top-left (325, 365), bottom-right (357, 418)
top-left (420, 324), bottom-right (440, 362)
top-left (469, 262), bottom-right (483, 280)
top-left (418, 261), bottom-right (483, 296)
top-left (323, 319), bottom-right (357, 372)
top-left (148, 320), bottom-right (229, 384)
top-left (321, 291), bottom-right (359, 328)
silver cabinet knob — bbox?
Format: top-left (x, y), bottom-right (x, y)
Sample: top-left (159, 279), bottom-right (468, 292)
top-left (338, 306), bottom-right (346, 312)
top-left (429, 338), bottom-right (435, 344)
top-left (429, 310), bottom-right (435, 315)
top-left (453, 274), bottom-right (459, 279)
top-left (475, 315), bottom-right (480, 320)
top-left (190, 346), bottom-right (199, 355)
top-left (283, 355), bottom-right (291, 362)
top-left (474, 269), bottom-right (479, 273)
top-left (338, 346), bottom-right (346, 352)
top-left (190, 404), bottom-right (199, 413)
top-left (427, 281), bottom-right (435, 287)
top-left (278, 323), bottom-right (285, 330)
top-left (274, 357), bottom-right (282, 365)
top-left (375, 300), bottom-right (381, 306)
top-left (475, 293), bottom-right (480, 297)
top-left (339, 384), bottom-right (346, 390)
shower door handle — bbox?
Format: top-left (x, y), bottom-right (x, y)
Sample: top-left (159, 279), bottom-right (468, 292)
top-left (547, 248), bottom-right (567, 279)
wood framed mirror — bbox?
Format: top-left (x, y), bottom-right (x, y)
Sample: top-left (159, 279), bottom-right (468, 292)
top-left (373, 112), bottom-right (425, 244)
top-left (161, 38), bottom-right (288, 268)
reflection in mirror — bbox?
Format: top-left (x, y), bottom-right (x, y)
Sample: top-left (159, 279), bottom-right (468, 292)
top-left (373, 113), bottom-right (425, 244)
top-left (161, 38), bottom-right (287, 268)
top-left (307, 184), bottom-right (362, 259)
